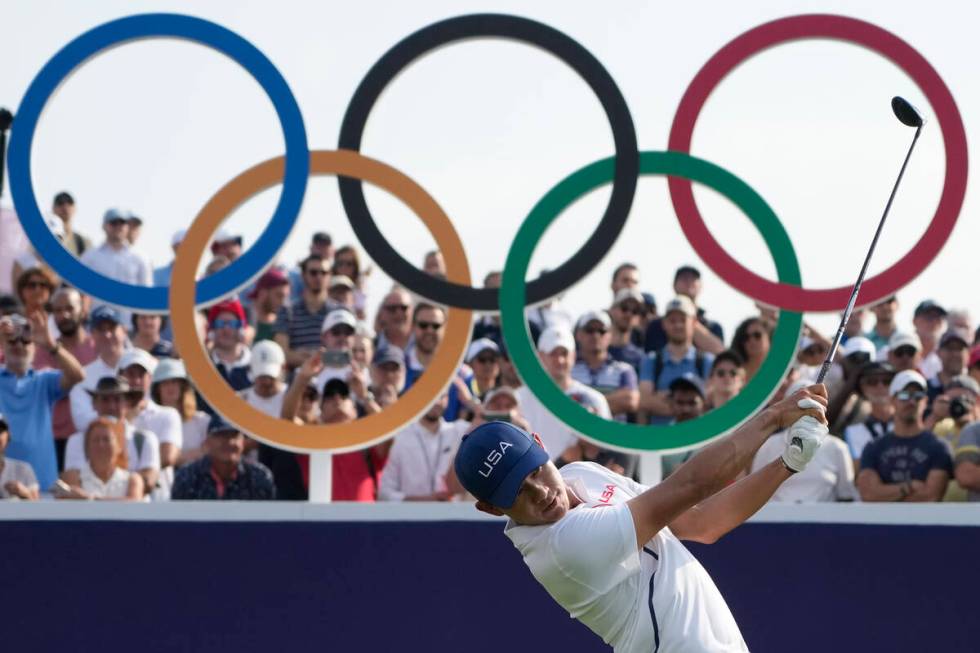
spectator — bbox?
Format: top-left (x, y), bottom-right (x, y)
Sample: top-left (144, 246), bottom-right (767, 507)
top-left (131, 313), bottom-right (174, 359)
top-left (926, 375), bottom-right (979, 451)
top-left (825, 337), bottom-right (879, 432)
top-left (0, 311), bottom-right (84, 491)
top-left (731, 316), bottom-right (771, 382)
top-left (311, 309), bottom-right (362, 391)
top-left (332, 245), bottom-right (368, 320)
top-left (644, 265), bottom-right (724, 354)
top-left (913, 300), bottom-right (948, 379)
top-left (51, 191), bottom-right (91, 258)
top-left (352, 333), bottom-right (373, 369)
top-left (0, 413), bottom-right (39, 500)
top-left (370, 345), bottom-right (406, 397)
top-left (661, 374), bottom-right (710, 477)
top-left (207, 300), bottom-right (252, 393)
top-left (947, 308), bottom-right (973, 337)
top-left (248, 268), bottom-right (290, 343)
top-left (63, 376), bottom-right (160, 495)
top-left (843, 308), bottom-right (868, 342)
top-left (953, 421), bottom-right (980, 502)
top-left (969, 345), bottom-right (980, 385)
top-left (15, 267), bottom-right (56, 320)
top-left (405, 303), bottom-right (469, 421)
top-left (119, 349), bottom-right (182, 495)
top-left (241, 340), bottom-right (287, 419)
top-left (210, 230), bottom-right (243, 262)
top-left (639, 296), bottom-right (714, 422)
top-left (610, 262), bottom-right (639, 297)
top-left (572, 310), bottom-right (638, 422)
top-left (69, 304), bottom-right (126, 431)
top-left (516, 327), bottom-right (611, 460)
top-left (328, 275), bottom-right (356, 312)
top-left (152, 229), bottom-right (185, 288)
top-left (472, 270), bottom-right (515, 345)
top-left (464, 338), bottom-right (500, 403)
top-left (125, 211), bottom-right (143, 247)
top-left (750, 380), bottom-right (857, 502)
top-left (608, 288), bottom-right (645, 370)
top-left (857, 370), bottom-right (952, 502)
top-left (640, 291), bottom-right (658, 332)
top-left (150, 358), bottom-right (210, 467)
top-left (375, 288), bottom-right (413, 350)
top-left (423, 250), bottom-right (446, 277)
top-left (496, 342), bottom-right (522, 390)
top-left (926, 328), bottom-right (971, 407)
top-left (886, 331), bottom-right (922, 372)
top-left (705, 350), bottom-right (746, 409)
top-left (378, 392), bottom-right (470, 501)
top-left (288, 232), bottom-right (334, 302)
top-left (32, 288), bottom-right (97, 469)
top-left (79, 208), bottom-right (152, 323)
top-left (842, 362), bottom-right (896, 467)
top-left (275, 254), bottom-right (335, 368)
top-left (866, 295), bottom-right (899, 351)
top-left (58, 417), bottom-right (143, 501)
top-left (478, 386), bottom-right (530, 430)
top-left (171, 416), bottom-right (275, 500)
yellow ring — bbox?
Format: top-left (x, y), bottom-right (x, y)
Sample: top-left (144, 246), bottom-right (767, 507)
top-left (170, 150), bottom-right (472, 452)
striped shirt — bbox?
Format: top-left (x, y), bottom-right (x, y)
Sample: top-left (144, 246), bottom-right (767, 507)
top-left (273, 298), bottom-right (339, 351)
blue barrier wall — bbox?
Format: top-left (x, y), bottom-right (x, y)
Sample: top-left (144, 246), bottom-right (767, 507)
top-left (3, 517), bottom-right (977, 652)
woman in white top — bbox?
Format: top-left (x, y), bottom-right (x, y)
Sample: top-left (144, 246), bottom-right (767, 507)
top-left (60, 418), bottom-right (143, 501)
top-left (151, 359), bottom-right (210, 466)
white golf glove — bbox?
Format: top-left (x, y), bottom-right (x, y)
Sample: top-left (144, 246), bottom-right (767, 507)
top-left (780, 397), bottom-right (828, 473)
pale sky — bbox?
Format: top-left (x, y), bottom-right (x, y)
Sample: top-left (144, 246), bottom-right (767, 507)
top-left (1, 0), bottom-right (977, 342)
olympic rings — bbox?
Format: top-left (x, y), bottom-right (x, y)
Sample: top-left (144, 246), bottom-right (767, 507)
top-left (501, 151), bottom-right (803, 451)
top-left (170, 150), bottom-right (472, 452)
top-left (337, 14), bottom-right (639, 312)
top-left (668, 14), bottom-right (968, 312)
top-left (8, 13), bottom-right (310, 312)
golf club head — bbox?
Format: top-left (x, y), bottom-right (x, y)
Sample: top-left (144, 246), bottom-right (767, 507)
top-left (892, 96), bottom-right (923, 128)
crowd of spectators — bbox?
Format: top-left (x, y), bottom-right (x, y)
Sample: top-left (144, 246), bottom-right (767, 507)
top-left (2, 191), bottom-right (980, 505)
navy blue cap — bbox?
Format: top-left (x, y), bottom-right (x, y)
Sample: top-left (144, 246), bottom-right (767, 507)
top-left (641, 291), bottom-right (656, 309)
top-left (207, 416), bottom-right (240, 436)
top-left (89, 304), bottom-right (122, 326)
top-left (914, 299), bottom-right (947, 317)
top-left (372, 345), bottom-right (405, 367)
top-left (669, 372), bottom-right (705, 398)
top-left (453, 422), bottom-right (549, 509)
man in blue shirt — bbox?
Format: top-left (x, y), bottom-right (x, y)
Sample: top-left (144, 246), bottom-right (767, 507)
top-left (571, 310), bottom-right (638, 422)
top-left (0, 311), bottom-right (85, 491)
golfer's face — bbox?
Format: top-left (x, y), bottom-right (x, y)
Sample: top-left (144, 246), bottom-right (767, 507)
top-left (506, 461), bottom-right (569, 526)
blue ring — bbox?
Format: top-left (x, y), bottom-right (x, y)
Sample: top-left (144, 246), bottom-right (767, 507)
top-left (7, 13), bottom-right (309, 311)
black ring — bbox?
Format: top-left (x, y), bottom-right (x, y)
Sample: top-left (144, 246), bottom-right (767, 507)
top-left (338, 13), bottom-right (638, 311)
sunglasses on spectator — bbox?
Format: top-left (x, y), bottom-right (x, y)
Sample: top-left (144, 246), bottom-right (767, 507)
top-left (892, 346), bottom-right (917, 358)
top-left (416, 321), bottom-right (443, 331)
top-left (584, 327), bottom-right (608, 335)
top-left (384, 304), bottom-right (409, 313)
top-left (23, 280), bottom-right (52, 291)
top-left (713, 368), bottom-right (738, 378)
top-left (802, 345), bottom-right (826, 356)
top-left (895, 390), bottom-right (927, 401)
top-left (475, 355), bottom-right (498, 364)
top-left (617, 303), bottom-right (643, 316)
top-left (107, 219), bottom-right (127, 227)
top-left (212, 318), bottom-right (242, 330)
top-left (8, 335), bottom-right (32, 346)
top-left (305, 269), bottom-right (329, 277)
top-left (329, 326), bottom-right (355, 337)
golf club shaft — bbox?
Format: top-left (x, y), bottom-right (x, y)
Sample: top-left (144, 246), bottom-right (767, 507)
top-left (815, 124), bottom-right (922, 384)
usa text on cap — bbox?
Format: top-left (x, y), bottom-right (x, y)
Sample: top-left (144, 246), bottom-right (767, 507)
top-left (453, 422), bottom-right (549, 509)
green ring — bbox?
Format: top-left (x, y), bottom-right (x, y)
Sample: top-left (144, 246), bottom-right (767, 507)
top-left (500, 151), bottom-right (802, 452)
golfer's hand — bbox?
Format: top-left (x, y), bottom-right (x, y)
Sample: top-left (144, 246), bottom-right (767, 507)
top-left (771, 384), bottom-right (828, 431)
top-left (779, 389), bottom-right (829, 473)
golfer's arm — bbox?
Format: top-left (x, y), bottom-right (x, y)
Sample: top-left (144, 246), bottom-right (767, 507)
top-left (628, 406), bottom-right (780, 548)
top-left (669, 459), bottom-right (791, 544)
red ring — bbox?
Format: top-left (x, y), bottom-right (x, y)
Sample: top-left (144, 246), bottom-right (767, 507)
top-left (667, 14), bottom-right (968, 312)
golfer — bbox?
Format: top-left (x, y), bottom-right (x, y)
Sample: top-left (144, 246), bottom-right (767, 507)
top-left (454, 384), bottom-right (829, 652)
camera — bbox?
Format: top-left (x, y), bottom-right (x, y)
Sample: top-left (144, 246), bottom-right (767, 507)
top-left (949, 395), bottom-right (974, 420)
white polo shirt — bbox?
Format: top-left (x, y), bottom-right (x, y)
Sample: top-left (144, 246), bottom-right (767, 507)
top-left (517, 380), bottom-right (610, 461)
top-left (378, 419), bottom-right (469, 501)
top-left (134, 400), bottom-right (183, 448)
top-left (505, 462), bottom-right (746, 653)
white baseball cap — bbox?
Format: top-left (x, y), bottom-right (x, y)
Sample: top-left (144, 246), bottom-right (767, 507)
top-left (171, 229), bottom-right (187, 247)
top-left (537, 326), bottom-right (575, 354)
top-left (663, 295), bottom-right (697, 318)
top-left (889, 369), bottom-right (928, 397)
top-left (842, 336), bottom-right (876, 360)
top-left (466, 338), bottom-right (500, 363)
top-left (483, 385), bottom-right (520, 408)
top-left (330, 275), bottom-right (355, 290)
top-left (321, 308), bottom-right (357, 333)
top-left (250, 340), bottom-right (285, 379)
top-left (575, 310), bottom-right (611, 331)
top-left (119, 348), bottom-right (158, 375)
top-left (888, 331), bottom-right (922, 352)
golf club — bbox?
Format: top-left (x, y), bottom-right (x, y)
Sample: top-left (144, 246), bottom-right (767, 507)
top-left (815, 96), bottom-right (924, 384)
top-left (0, 108), bottom-right (13, 199)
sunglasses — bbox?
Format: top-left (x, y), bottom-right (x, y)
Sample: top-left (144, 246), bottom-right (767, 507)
top-left (617, 303), bottom-right (643, 316)
top-left (584, 327), bottom-right (608, 335)
top-left (23, 280), bottom-right (52, 291)
top-left (416, 321), bottom-right (443, 331)
top-left (895, 390), bottom-right (927, 402)
top-left (475, 355), bottom-right (498, 364)
top-left (329, 326), bottom-right (355, 337)
top-left (8, 336), bottom-right (32, 346)
top-left (107, 219), bottom-right (127, 227)
top-left (384, 304), bottom-right (409, 313)
top-left (212, 318), bottom-right (242, 330)
top-left (713, 368), bottom-right (738, 378)
top-left (892, 346), bottom-right (917, 358)
top-left (861, 376), bottom-right (891, 387)
top-left (305, 269), bottom-right (329, 277)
